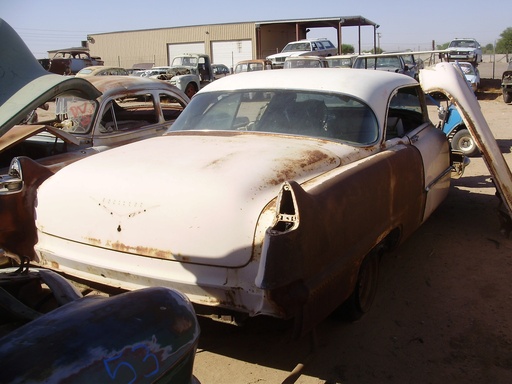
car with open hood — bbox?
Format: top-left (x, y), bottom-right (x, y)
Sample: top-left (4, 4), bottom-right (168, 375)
top-left (4, 29), bottom-right (512, 336)
top-left (0, 18), bottom-right (200, 384)
top-left (0, 69), bottom-right (188, 172)
top-left (10, 67), bottom-right (468, 332)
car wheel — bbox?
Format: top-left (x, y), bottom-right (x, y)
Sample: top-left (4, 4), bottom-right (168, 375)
top-left (184, 83), bottom-right (197, 99)
top-left (503, 90), bottom-right (512, 104)
top-left (451, 128), bottom-right (479, 157)
top-left (333, 250), bottom-right (380, 322)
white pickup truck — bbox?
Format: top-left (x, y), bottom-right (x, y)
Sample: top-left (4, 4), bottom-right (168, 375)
top-left (152, 53), bottom-right (214, 98)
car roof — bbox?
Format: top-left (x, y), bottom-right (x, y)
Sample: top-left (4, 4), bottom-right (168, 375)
top-left (198, 68), bottom-right (417, 120)
top-left (285, 55), bottom-right (326, 61)
top-left (236, 59), bottom-right (270, 64)
top-left (76, 66), bottom-right (127, 76)
top-left (85, 76), bottom-right (187, 99)
top-left (78, 65), bottom-right (124, 71)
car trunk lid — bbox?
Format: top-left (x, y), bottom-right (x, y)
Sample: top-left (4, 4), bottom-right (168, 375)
top-left (36, 133), bottom-right (358, 267)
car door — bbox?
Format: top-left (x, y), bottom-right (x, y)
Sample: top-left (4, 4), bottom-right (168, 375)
top-left (386, 85), bottom-right (452, 222)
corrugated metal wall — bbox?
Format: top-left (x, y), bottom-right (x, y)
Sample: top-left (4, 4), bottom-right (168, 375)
top-left (88, 23), bottom-right (256, 69)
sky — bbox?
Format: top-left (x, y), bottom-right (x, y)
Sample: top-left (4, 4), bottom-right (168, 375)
top-left (2, 0), bottom-right (511, 59)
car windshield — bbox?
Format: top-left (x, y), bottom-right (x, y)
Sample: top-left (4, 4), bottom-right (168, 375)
top-left (327, 58), bottom-right (353, 67)
top-left (171, 57), bottom-right (198, 66)
top-left (450, 40), bottom-right (477, 48)
top-left (354, 57), bottom-right (400, 69)
top-left (282, 42), bottom-right (311, 52)
top-left (284, 60), bottom-right (323, 68)
top-left (235, 63), bottom-right (264, 73)
top-left (78, 68), bottom-right (94, 75)
top-left (169, 90), bottom-right (379, 145)
top-left (453, 63), bottom-right (476, 76)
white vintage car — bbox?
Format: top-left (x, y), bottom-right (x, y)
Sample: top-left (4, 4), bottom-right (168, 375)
top-left (4, 59), bottom-right (512, 336)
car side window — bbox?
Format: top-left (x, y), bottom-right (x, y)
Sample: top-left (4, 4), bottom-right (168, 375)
top-left (99, 94), bottom-right (159, 133)
top-left (160, 93), bottom-right (186, 122)
top-left (55, 96), bottom-right (97, 133)
top-left (386, 86), bottom-right (428, 140)
top-left (322, 40), bottom-right (335, 49)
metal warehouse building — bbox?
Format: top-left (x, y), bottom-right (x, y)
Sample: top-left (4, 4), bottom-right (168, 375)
top-left (85, 16), bottom-right (378, 70)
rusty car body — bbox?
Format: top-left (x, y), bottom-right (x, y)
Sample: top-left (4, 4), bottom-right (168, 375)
top-left (48, 48), bottom-right (104, 75)
top-left (234, 59), bottom-right (274, 73)
top-left (75, 65), bottom-right (129, 77)
top-left (0, 74), bottom-right (189, 171)
top-left (283, 55), bottom-right (329, 69)
top-left (14, 66), bottom-right (478, 337)
top-left (3, 14), bottom-right (512, 336)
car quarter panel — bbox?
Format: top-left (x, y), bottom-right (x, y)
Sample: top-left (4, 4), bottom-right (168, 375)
top-left (257, 145), bottom-right (426, 324)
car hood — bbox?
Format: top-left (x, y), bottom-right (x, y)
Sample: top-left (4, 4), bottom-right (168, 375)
top-left (267, 51), bottom-right (310, 59)
top-left (421, 62), bottom-right (512, 227)
top-left (0, 124), bottom-right (80, 154)
top-left (35, 133), bottom-right (356, 267)
top-left (0, 18), bottom-right (102, 138)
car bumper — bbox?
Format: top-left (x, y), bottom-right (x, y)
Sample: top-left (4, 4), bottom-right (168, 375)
top-left (36, 232), bottom-right (273, 317)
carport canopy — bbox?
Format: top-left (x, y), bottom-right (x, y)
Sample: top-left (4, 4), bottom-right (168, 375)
top-left (257, 16), bottom-right (379, 55)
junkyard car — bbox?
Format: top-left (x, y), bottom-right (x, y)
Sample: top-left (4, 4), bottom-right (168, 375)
top-left (266, 38), bottom-right (337, 68)
top-left (0, 75), bottom-right (188, 170)
top-left (452, 61), bottom-right (480, 92)
top-left (0, 18), bottom-right (200, 384)
top-left (501, 61), bottom-right (512, 103)
top-left (212, 64), bottom-right (231, 79)
top-left (5, 17), bottom-right (512, 336)
top-left (47, 49), bottom-right (104, 75)
top-left (400, 53), bottom-right (423, 80)
top-left (353, 54), bottom-right (415, 78)
top-left (12, 66), bottom-right (480, 336)
top-left (234, 59), bottom-right (273, 73)
top-left (283, 55), bottom-right (329, 68)
top-left (446, 38), bottom-right (483, 66)
top-left (75, 65), bottom-right (129, 77)
top-left (326, 54), bottom-right (357, 68)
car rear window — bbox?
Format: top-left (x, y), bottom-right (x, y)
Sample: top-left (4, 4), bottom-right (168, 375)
top-left (170, 90), bottom-right (379, 145)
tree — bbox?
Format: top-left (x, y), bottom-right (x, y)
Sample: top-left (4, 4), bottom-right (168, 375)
top-left (340, 44), bottom-right (355, 54)
top-left (483, 43), bottom-right (494, 54)
top-left (496, 27), bottom-right (512, 54)
top-left (436, 42), bottom-right (449, 50)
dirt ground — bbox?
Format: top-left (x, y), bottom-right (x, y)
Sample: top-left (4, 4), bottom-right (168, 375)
top-left (192, 64), bottom-right (512, 383)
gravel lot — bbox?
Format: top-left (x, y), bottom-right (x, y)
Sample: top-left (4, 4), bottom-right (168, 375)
top-left (192, 63), bottom-right (512, 384)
